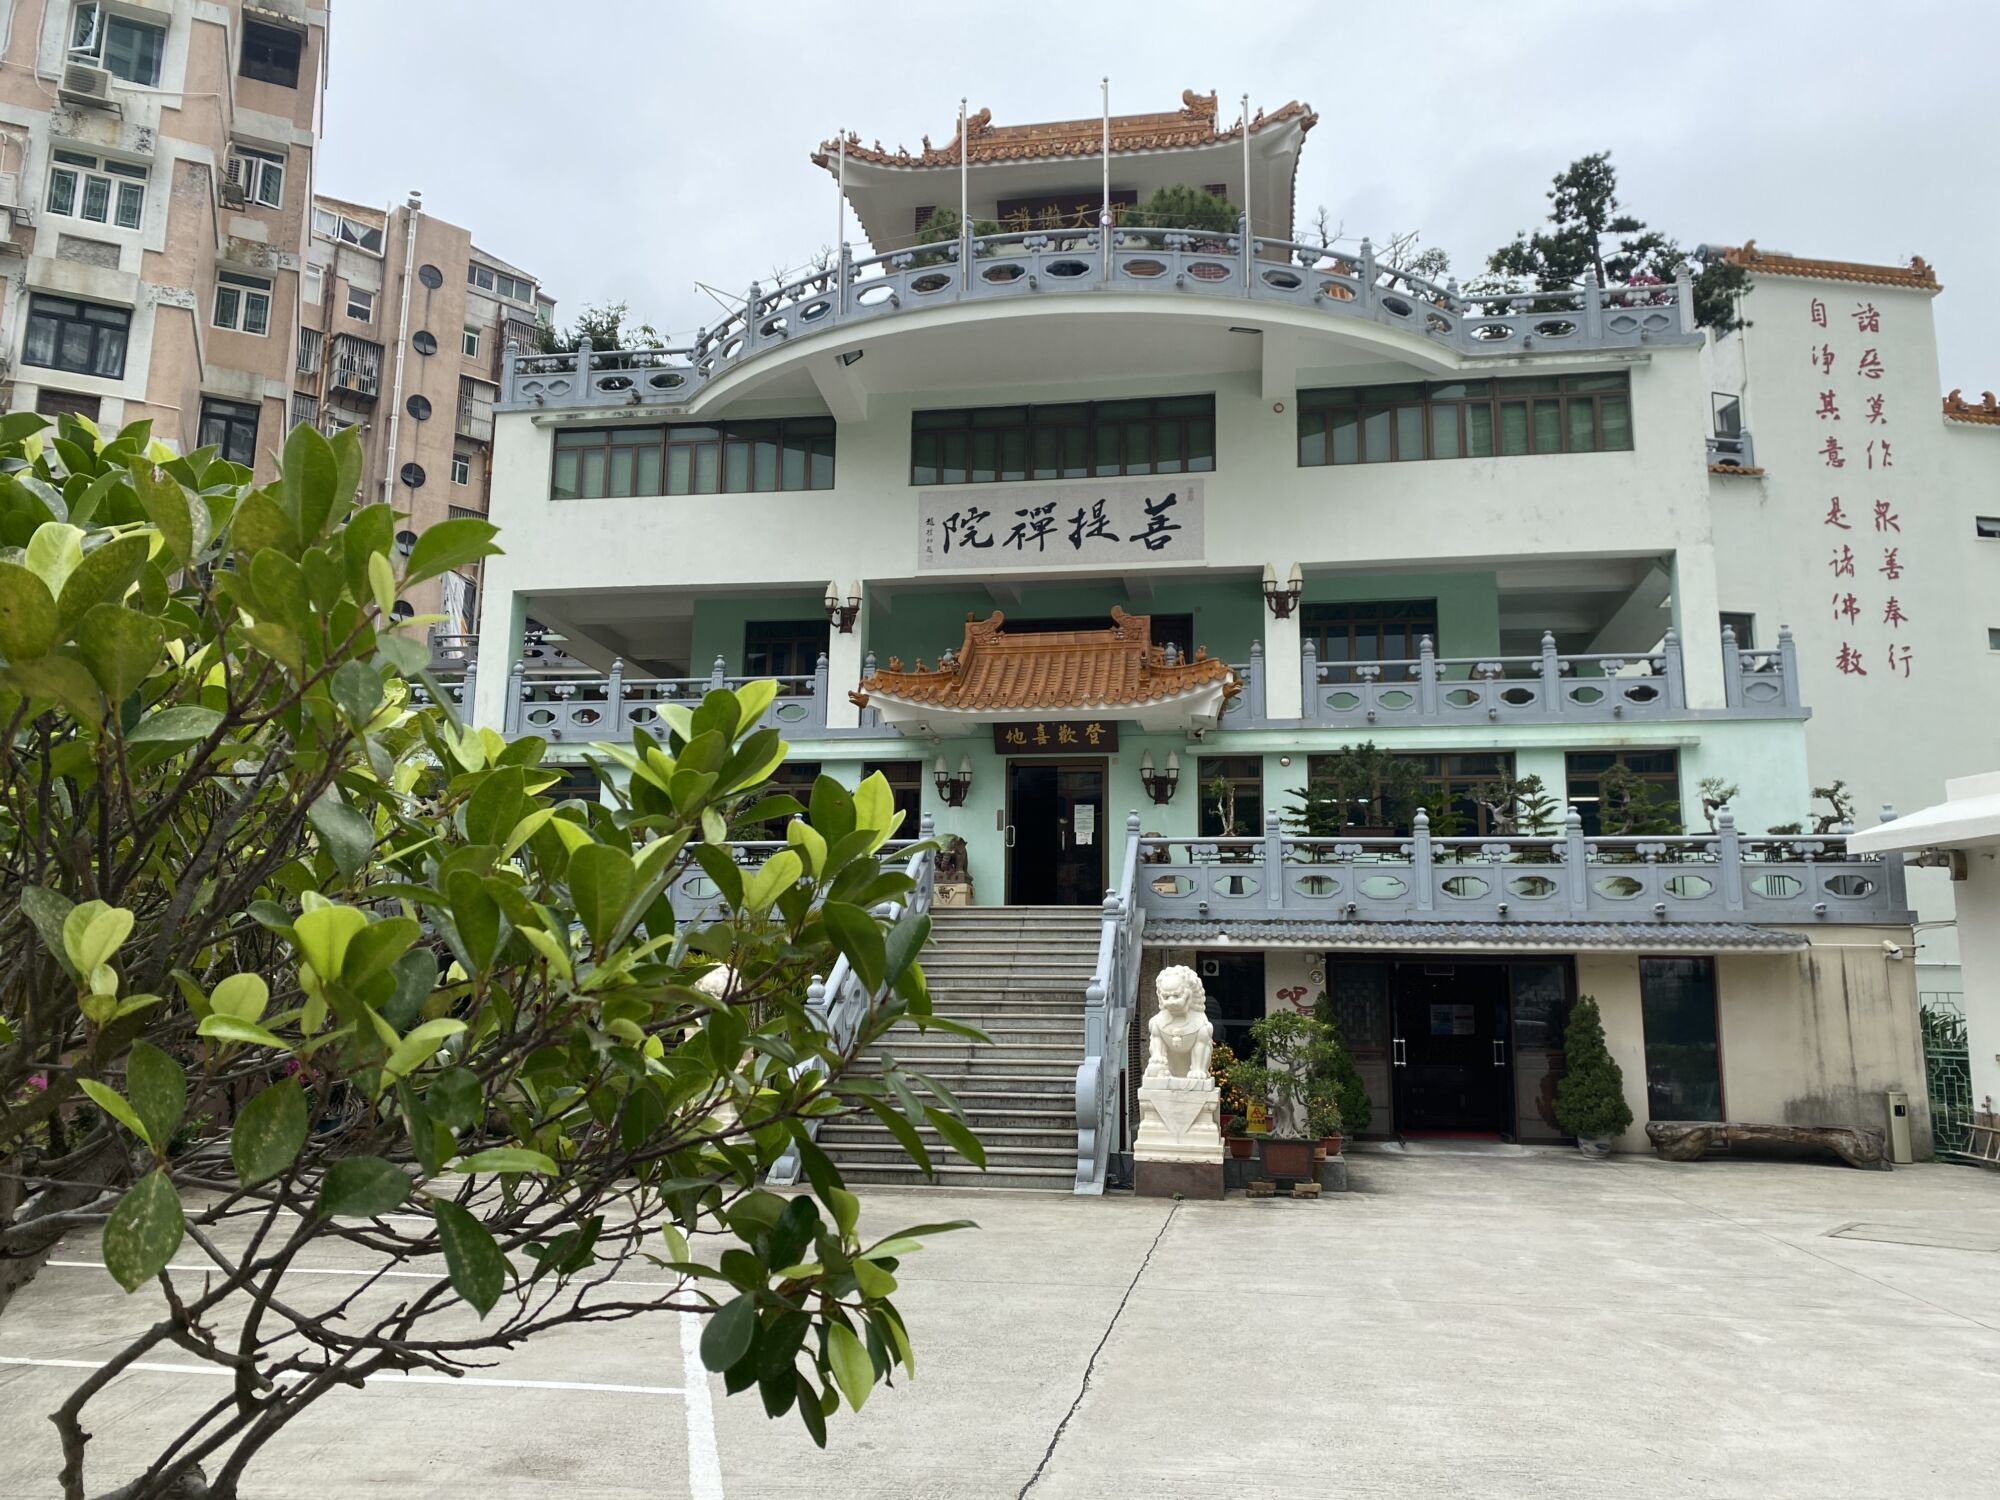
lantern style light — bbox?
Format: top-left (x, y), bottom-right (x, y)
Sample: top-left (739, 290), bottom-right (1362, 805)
top-left (1140, 748), bottom-right (1180, 805)
top-left (824, 580), bottom-right (862, 633)
top-left (933, 753), bottom-right (973, 806)
top-left (1262, 562), bottom-right (1303, 619)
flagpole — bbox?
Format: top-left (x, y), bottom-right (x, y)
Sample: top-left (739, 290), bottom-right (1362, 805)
top-left (959, 97), bottom-right (969, 291)
top-left (1240, 93), bottom-right (1252, 247)
top-left (835, 130), bottom-right (845, 255)
top-left (1100, 77), bottom-right (1111, 279)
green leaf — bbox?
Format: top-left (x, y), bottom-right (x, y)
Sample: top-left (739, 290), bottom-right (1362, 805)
top-left (450, 1147), bottom-right (558, 1175)
top-left (432, 1198), bottom-right (507, 1317)
top-left (567, 842), bottom-right (635, 951)
top-left (443, 871), bottom-right (504, 973)
top-left (125, 705), bottom-right (224, 746)
top-left (742, 849), bottom-right (803, 912)
top-left (864, 1097), bottom-right (932, 1177)
top-left (367, 550), bottom-right (397, 617)
top-left (0, 558), bottom-right (58, 660)
top-left (209, 972), bottom-right (269, 1023)
top-left (130, 460), bottom-right (209, 567)
top-left (384, 1017), bottom-right (466, 1080)
top-left (3, 654), bottom-right (101, 719)
top-left (24, 522), bottom-right (83, 594)
top-left (826, 1322), bottom-right (873, 1411)
top-left (853, 771), bottom-right (897, 838)
top-left (282, 421), bottom-right (340, 542)
top-left (55, 533), bottom-right (148, 640)
top-left (463, 765), bottom-right (526, 848)
top-left (64, 901), bottom-right (133, 975)
top-left (102, 1169), bottom-right (183, 1292)
top-left (79, 1078), bottom-right (151, 1147)
top-left (308, 789), bottom-right (376, 880)
top-left (329, 659), bottom-right (383, 729)
top-left (701, 1294), bottom-right (758, 1373)
top-left (75, 603), bottom-right (164, 702)
top-left (249, 548), bottom-right (312, 634)
top-left (126, 1041), bottom-right (186, 1150)
top-left (851, 1256), bottom-right (896, 1298)
top-left (293, 903), bottom-right (368, 979)
top-left (231, 1079), bottom-right (308, 1186)
top-left (404, 517), bottom-right (501, 585)
top-left (825, 1185), bottom-right (860, 1239)
top-left (319, 1156), bottom-right (411, 1218)
top-left (197, 1014), bottom-right (288, 1049)
top-left (229, 487), bottom-right (299, 560)
top-left (925, 1105), bottom-right (987, 1169)
top-left (821, 902), bottom-right (885, 991)
top-left (341, 915), bottom-right (420, 989)
top-left (19, 884), bottom-right (76, 977)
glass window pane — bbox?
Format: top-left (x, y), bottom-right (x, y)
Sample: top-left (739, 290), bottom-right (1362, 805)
top-left (1032, 426), bottom-right (1061, 479)
top-left (1430, 404), bottom-right (1461, 459)
top-left (81, 175), bottom-right (110, 222)
top-left (1155, 422), bottom-right (1182, 473)
top-left (1533, 399), bottom-right (1563, 453)
top-left (1186, 419), bottom-right (1214, 471)
top-left (577, 449), bottom-right (606, 499)
top-left (810, 439), bottom-right (835, 488)
top-left (1361, 408), bottom-right (1392, 463)
top-left (666, 445), bottom-right (692, 494)
top-left (61, 322), bottom-right (93, 369)
top-left (607, 447), bottom-right (635, 498)
top-left (1093, 423), bottom-right (1121, 477)
top-left (1330, 408), bottom-right (1359, 464)
top-left (1639, 958), bottom-right (1722, 1122)
top-left (969, 430), bottom-right (997, 484)
top-left (635, 446), bottom-right (661, 495)
top-left (1498, 401), bottom-right (1530, 456)
top-left (1465, 404), bottom-right (1493, 457)
top-left (1395, 405), bottom-right (1425, 461)
top-left (214, 285), bottom-right (239, 328)
top-left (93, 324), bottom-right (124, 378)
top-left (1567, 398), bottom-right (1598, 452)
top-left (1600, 397), bottom-right (1632, 451)
top-left (48, 169), bottom-right (75, 216)
top-left (1123, 420), bottom-right (1151, 474)
top-left (999, 428), bottom-right (1027, 480)
top-left (723, 439), bottom-right (750, 492)
top-left (1298, 415), bottom-right (1325, 467)
top-left (940, 432), bottom-right (967, 485)
top-left (911, 432), bottom-right (938, 485)
top-left (114, 181), bottom-right (143, 228)
top-left (551, 452), bottom-right (578, 500)
top-left (781, 434), bottom-right (807, 490)
top-left (243, 294), bottom-right (268, 337)
top-left (752, 437), bottom-right (779, 491)
top-left (1061, 426), bottom-right (1088, 478)
top-left (694, 444), bottom-right (720, 493)
top-left (24, 316), bottom-right (55, 367)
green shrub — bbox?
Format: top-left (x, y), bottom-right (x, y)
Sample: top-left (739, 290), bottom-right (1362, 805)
top-left (1310, 994), bottom-right (1373, 1136)
top-left (1553, 995), bottom-right (1634, 1140)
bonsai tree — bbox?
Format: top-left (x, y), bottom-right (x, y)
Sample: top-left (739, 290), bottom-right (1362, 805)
top-left (1121, 184), bottom-right (1238, 234)
top-left (1811, 778), bottom-right (1856, 834)
top-left (1474, 771), bottom-right (1561, 838)
top-left (1310, 994), bottom-right (1373, 1136)
top-left (914, 206), bottom-right (1002, 263)
top-left (1306, 1093), bottom-right (1345, 1144)
top-left (1598, 764), bottom-right (1683, 835)
top-left (1285, 742), bottom-right (1431, 838)
top-left (1225, 1011), bottom-right (1338, 1139)
top-left (1698, 776), bottom-right (1740, 831)
top-left (1552, 995), bottom-right (1634, 1143)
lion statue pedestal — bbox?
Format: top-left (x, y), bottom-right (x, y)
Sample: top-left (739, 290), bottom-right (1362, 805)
top-left (1134, 965), bottom-right (1224, 1200)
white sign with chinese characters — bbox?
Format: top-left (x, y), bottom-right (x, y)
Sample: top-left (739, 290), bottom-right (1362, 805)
top-left (917, 478), bottom-right (1206, 571)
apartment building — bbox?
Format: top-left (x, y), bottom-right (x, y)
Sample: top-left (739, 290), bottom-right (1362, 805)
top-left (0, 0), bottom-right (324, 473)
top-left (294, 191), bottom-right (553, 628)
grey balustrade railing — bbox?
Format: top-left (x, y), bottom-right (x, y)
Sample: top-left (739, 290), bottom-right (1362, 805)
top-left (1075, 813), bottom-right (1146, 1195)
top-left (503, 653), bottom-right (834, 741)
top-left (502, 219), bottom-right (1701, 413)
top-left (1136, 805), bottom-right (1909, 927)
top-left (1721, 623), bottom-right (1802, 711)
top-left (766, 820), bottom-right (936, 1187)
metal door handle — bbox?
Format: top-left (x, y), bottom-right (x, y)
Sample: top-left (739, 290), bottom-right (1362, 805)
top-left (1004, 824), bottom-right (1016, 848)
top-left (1492, 1040), bottom-right (1506, 1066)
top-left (1392, 1038), bottom-right (1406, 1067)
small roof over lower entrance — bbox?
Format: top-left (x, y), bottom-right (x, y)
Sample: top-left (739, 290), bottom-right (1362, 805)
top-left (852, 607), bottom-right (1237, 735)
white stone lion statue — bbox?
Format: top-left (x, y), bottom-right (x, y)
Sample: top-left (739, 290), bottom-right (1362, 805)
top-left (1144, 964), bottom-right (1215, 1083)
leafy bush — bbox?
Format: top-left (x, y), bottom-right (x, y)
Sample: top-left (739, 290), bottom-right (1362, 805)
top-left (1552, 995), bottom-right (1633, 1141)
top-left (0, 416), bottom-right (975, 1495)
top-left (1225, 1011), bottom-right (1339, 1139)
top-left (1309, 995), bottom-right (1372, 1136)
top-left (1120, 184), bottom-right (1238, 233)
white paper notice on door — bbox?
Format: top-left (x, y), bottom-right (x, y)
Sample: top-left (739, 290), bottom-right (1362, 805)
top-left (1073, 804), bottom-right (1096, 846)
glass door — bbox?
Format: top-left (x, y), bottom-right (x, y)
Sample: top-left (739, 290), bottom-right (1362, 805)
top-left (1006, 761), bottom-right (1106, 905)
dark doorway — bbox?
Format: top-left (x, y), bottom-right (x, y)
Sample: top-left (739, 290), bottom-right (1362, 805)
top-left (1006, 760), bottom-right (1105, 905)
top-left (1195, 951), bottom-right (1265, 1058)
top-left (1390, 961), bottom-right (1514, 1135)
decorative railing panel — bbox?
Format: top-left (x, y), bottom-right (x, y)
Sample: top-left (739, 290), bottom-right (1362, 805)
top-left (502, 655), bottom-right (831, 742)
top-left (1076, 813), bottom-right (1145, 1195)
top-left (1135, 807), bottom-right (1910, 927)
top-left (502, 222), bottom-right (1701, 413)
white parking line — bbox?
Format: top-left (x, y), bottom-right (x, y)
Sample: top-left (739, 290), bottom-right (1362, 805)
top-left (679, 1312), bottom-right (724, 1500)
top-left (0, 1356), bottom-right (683, 1396)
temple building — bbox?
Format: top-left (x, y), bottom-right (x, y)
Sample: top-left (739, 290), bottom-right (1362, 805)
top-left (465, 92), bottom-right (1999, 1187)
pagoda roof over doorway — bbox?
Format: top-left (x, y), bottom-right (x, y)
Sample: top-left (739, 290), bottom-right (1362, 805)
top-left (851, 607), bottom-right (1237, 736)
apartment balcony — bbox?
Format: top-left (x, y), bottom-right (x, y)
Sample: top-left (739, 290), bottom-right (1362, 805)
top-left (494, 657), bottom-right (838, 742)
top-left (328, 334), bottom-right (384, 402)
top-left (501, 224), bottom-right (1702, 413)
top-left (456, 392), bottom-right (495, 443)
top-left (1134, 807), bottom-right (1910, 931)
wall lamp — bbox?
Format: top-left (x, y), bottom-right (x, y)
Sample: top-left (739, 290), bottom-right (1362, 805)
top-left (1262, 562), bottom-right (1303, 619)
top-left (1139, 748), bottom-right (1180, 805)
top-left (932, 753), bottom-right (973, 807)
top-left (824, 580), bottom-right (862, 633)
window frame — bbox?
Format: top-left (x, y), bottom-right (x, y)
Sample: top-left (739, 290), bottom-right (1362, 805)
top-left (862, 759), bottom-right (925, 830)
top-left (910, 395), bottom-right (1217, 486)
top-left (1301, 599), bottom-right (1440, 681)
top-left (238, 17), bottom-right (303, 88)
top-left (212, 270), bottom-right (273, 336)
top-left (1637, 956), bottom-right (1724, 1123)
top-left (1564, 748), bottom-right (1682, 837)
top-left (1298, 373), bottom-right (1635, 467)
top-left (550, 418), bottom-right (837, 500)
top-left (742, 620), bottom-right (830, 683)
top-left (47, 149), bottom-right (146, 229)
top-left (197, 396), bottom-right (260, 467)
top-left (1196, 755), bottom-right (1264, 839)
top-left (1976, 516), bottom-right (2000, 541)
top-left (345, 286), bottom-right (374, 322)
top-left (450, 452), bottom-right (471, 486)
top-left (23, 293), bottom-right (130, 380)
top-left (230, 146), bottom-right (284, 208)
top-left (72, 4), bottom-right (166, 87)
top-left (461, 325), bottom-right (481, 358)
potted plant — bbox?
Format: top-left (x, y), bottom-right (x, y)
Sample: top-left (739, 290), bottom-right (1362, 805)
top-left (1227, 1011), bottom-right (1338, 1182)
top-left (1553, 994), bottom-right (1633, 1157)
top-left (1308, 1095), bottom-right (1344, 1160)
top-left (1209, 1041), bottom-right (1241, 1129)
top-left (1225, 1113), bottom-right (1252, 1159)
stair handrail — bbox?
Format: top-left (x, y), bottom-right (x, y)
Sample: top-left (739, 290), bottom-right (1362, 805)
top-left (1074, 812), bottom-right (1146, 1194)
top-left (768, 816), bottom-right (935, 1186)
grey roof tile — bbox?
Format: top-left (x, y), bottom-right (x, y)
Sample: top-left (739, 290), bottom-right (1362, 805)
top-left (1140, 919), bottom-right (1807, 951)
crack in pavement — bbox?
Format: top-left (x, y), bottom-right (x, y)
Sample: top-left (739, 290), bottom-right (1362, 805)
top-left (1016, 1201), bottom-right (1178, 1499)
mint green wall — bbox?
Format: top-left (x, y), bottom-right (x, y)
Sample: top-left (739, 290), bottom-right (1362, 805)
top-left (868, 580), bottom-right (1262, 669)
top-left (1298, 569), bottom-right (1500, 659)
top-left (690, 593), bottom-right (827, 675)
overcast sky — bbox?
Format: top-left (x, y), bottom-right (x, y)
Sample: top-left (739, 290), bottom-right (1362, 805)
top-left (324, 0), bottom-right (1999, 393)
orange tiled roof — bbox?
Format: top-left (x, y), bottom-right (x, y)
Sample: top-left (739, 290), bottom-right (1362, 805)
top-left (813, 90), bottom-right (1316, 171)
top-left (851, 608), bottom-right (1236, 712)
top-left (1708, 464), bottom-right (1767, 477)
top-left (1943, 389), bottom-right (2000, 426)
top-left (1715, 240), bottom-right (1940, 292)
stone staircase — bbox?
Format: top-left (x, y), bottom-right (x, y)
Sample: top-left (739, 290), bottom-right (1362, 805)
top-left (815, 905), bottom-right (1103, 1191)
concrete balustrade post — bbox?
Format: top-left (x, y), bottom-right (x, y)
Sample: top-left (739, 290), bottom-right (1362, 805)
top-left (710, 654), bottom-right (728, 691)
top-left (1661, 629), bottom-right (1686, 709)
top-left (459, 660), bottom-right (476, 723)
top-left (1417, 635), bottom-right (1439, 715)
top-left (1263, 808), bottom-right (1285, 910)
top-left (812, 651), bottom-right (830, 729)
top-left (1674, 262), bottom-right (1696, 334)
top-left (1412, 807), bottom-right (1434, 913)
top-left (1582, 266), bottom-right (1604, 342)
top-left (1300, 637), bottom-right (1319, 722)
top-left (1564, 806), bottom-right (1590, 913)
top-left (505, 660), bottom-right (525, 736)
top-left (1716, 805), bottom-right (1745, 912)
top-left (1720, 625), bottom-right (1743, 708)
top-left (1539, 631), bottom-right (1562, 715)
top-left (1244, 638), bottom-right (1264, 721)
top-left (1778, 624), bottom-right (1801, 708)
top-left (605, 657), bottom-right (625, 734)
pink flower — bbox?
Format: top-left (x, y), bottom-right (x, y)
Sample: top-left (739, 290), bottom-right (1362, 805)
top-left (28, 1074), bottom-right (48, 1090)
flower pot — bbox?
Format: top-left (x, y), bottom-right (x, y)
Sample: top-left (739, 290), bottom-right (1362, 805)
top-left (1259, 1137), bottom-right (1316, 1181)
top-left (1576, 1135), bottom-right (1614, 1159)
top-left (1317, 1133), bottom-right (1344, 1159)
top-left (1228, 1136), bottom-right (1253, 1160)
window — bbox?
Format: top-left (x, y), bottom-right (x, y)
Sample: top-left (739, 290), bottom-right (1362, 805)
top-left (302, 264), bottom-right (323, 306)
top-left (23, 294), bottom-right (129, 379)
top-left (1301, 599), bottom-right (1438, 682)
top-left (71, 4), bottom-right (165, 86)
top-left (1197, 756), bottom-right (1263, 839)
top-left (1977, 516), bottom-right (2000, 540)
top-left (863, 760), bottom-right (924, 830)
top-left (1639, 957), bottom-right (1722, 1123)
top-left (1989, 628), bottom-right (2000, 652)
top-left (466, 262), bottom-right (535, 303)
top-left (239, 19), bottom-right (302, 87)
top-left (228, 147), bottom-right (284, 208)
top-left (743, 620), bottom-right (829, 681)
top-left (47, 150), bottom-right (146, 229)
top-left (461, 325), bottom-right (481, 358)
top-left (36, 387), bottom-right (101, 420)
top-left (198, 398), bottom-right (260, 466)
top-left (1719, 611), bottom-right (1756, 649)
top-left (912, 396), bottom-right (1215, 485)
top-left (212, 271), bottom-right (272, 335)
top-left (1565, 749), bottom-right (1681, 837)
top-left (1711, 392), bottom-right (1743, 439)
top-left (346, 286), bottom-right (374, 322)
top-left (551, 418), bottom-right (836, 500)
top-left (1403, 752), bottom-right (1517, 835)
top-left (312, 207), bottom-right (384, 254)
top-left (1297, 373), bottom-right (1634, 466)
top-left (450, 452), bottom-right (471, 486)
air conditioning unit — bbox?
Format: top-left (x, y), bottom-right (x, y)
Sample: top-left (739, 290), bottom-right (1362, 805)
top-left (59, 62), bottom-right (114, 108)
top-left (221, 152), bottom-right (251, 206)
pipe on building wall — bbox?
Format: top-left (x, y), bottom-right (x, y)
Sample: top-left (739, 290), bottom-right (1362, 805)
top-left (377, 190), bottom-right (421, 507)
